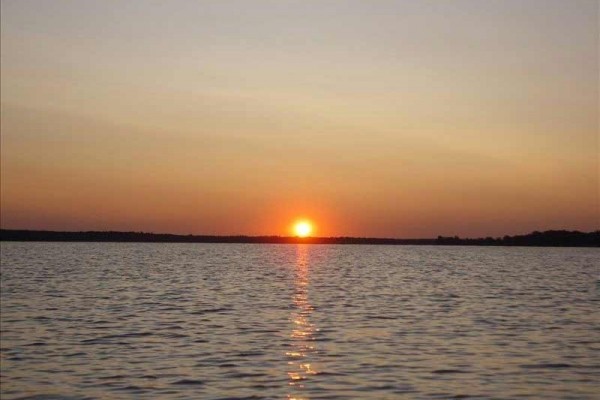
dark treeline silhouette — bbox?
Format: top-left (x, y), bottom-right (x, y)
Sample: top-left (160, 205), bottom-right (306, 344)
top-left (0, 229), bottom-right (598, 247)
top-left (436, 230), bottom-right (599, 247)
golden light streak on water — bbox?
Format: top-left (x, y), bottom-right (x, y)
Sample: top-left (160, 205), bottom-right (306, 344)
top-left (286, 244), bottom-right (319, 398)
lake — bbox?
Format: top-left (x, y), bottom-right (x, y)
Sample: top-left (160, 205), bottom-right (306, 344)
top-left (1, 243), bottom-right (598, 399)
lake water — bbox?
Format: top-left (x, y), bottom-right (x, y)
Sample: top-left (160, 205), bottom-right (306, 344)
top-left (1, 243), bottom-right (598, 399)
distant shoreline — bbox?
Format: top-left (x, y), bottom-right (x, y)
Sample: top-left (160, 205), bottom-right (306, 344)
top-left (1, 229), bottom-right (598, 247)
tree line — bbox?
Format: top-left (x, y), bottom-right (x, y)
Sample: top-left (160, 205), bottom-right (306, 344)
top-left (0, 229), bottom-right (597, 247)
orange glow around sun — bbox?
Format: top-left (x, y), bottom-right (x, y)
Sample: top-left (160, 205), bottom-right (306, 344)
top-left (292, 220), bottom-right (314, 238)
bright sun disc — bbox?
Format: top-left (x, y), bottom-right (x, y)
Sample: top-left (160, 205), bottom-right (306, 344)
top-left (293, 221), bottom-right (313, 238)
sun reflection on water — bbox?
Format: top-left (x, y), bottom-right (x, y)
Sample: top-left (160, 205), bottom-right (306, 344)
top-left (286, 245), bottom-right (318, 399)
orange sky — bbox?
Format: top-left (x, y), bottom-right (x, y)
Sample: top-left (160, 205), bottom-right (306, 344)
top-left (1, 0), bottom-right (598, 237)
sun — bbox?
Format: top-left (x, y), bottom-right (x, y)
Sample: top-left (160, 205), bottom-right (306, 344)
top-left (293, 220), bottom-right (313, 238)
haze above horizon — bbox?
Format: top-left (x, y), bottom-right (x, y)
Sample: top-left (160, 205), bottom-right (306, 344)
top-left (1, 0), bottom-right (598, 237)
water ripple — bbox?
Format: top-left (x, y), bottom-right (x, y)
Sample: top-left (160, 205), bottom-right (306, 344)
top-left (1, 243), bottom-right (598, 399)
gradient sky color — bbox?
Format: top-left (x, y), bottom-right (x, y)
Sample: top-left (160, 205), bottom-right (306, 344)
top-left (1, 0), bottom-right (598, 237)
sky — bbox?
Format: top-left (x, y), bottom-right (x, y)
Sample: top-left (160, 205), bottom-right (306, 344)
top-left (1, 0), bottom-right (598, 238)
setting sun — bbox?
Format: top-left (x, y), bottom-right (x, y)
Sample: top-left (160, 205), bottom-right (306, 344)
top-left (293, 220), bottom-right (313, 238)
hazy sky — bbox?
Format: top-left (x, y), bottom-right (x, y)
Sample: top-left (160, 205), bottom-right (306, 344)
top-left (1, 0), bottom-right (598, 237)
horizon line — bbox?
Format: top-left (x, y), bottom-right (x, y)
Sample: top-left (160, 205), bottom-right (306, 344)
top-left (1, 227), bottom-right (598, 240)
top-left (1, 228), bottom-right (598, 247)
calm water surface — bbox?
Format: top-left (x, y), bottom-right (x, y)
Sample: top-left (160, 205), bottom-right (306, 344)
top-left (1, 243), bottom-right (598, 399)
